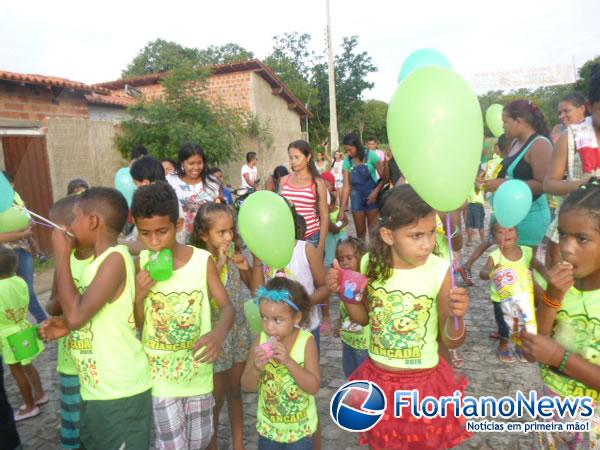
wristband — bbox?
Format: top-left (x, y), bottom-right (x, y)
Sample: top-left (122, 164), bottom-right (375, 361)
top-left (542, 292), bottom-right (561, 309)
top-left (557, 350), bottom-right (571, 373)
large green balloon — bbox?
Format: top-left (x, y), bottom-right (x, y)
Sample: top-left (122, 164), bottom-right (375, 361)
top-left (486, 104), bottom-right (504, 137)
top-left (0, 207), bottom-right (30, 233)
top-left (238, 191), bottom-right (295, 269)
top-left (387, 67), bottom-right (484, 211)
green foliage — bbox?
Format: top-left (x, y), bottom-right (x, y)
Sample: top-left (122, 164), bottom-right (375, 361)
top-left (577, 55), bottom-right (600, 94)
top-left (116, 64), bottom-right (247, 164)
top-left (122, 39), bottom-right (201, 78)
top-left (197, 43), bottom-right (255, 65)
top-left (354, 100), bottom-right (388, 143)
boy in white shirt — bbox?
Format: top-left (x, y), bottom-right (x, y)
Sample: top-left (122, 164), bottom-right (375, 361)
top-left (240, 152), bottom-right (258, 189)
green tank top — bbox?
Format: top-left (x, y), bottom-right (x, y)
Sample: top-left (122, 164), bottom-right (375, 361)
top-left (339, 302), bottom-right (369, 350)
top-left (256, 329), bottom-right (318, 443)
top-left (0, 276), bottom-right (32, 337)
top-left (541, 287), bottom-right (600, 401)
top-left (140, 246), bottom-right (213, 397)
top-left (69, 245), bottom-right (152, 401)
top-left (367, 254), bottom-right (449, 369)
top-left (57, 251), bottom-right (93, 375)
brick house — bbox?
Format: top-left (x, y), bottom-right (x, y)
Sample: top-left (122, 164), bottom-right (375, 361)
top-left (0, 61), bottom-right (310, 251)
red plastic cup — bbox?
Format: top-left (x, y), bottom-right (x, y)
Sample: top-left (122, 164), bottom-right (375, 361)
top-left (338, 269), bottom-right (368, 303)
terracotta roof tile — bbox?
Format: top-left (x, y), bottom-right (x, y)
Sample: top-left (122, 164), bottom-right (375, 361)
top-left (85, 93), bottom-right (137, 107)
top-left (0, 70), bottom-right (109, 94)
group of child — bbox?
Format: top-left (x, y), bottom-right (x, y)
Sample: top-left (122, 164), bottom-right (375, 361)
top-left (1, 94), bottom-right (600, 449)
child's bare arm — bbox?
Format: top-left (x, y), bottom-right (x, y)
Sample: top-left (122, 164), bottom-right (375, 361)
top-left (272, 336), bottom-right (321, 395)
top-left (241, 337), bottom-right (262, 392)
top-left (480, 256), bottom-right (494, 280)
top-left (306, 242), bottom-right (330, 306)
top-left (194, 258), bottom-right (234, 363)
top-left (531, 257), bottom-right (549, 281)
top-left (438, 271), bottom-right (468, 349)
top-left (46, 272), bottom-right (63, 316)
top-left (248, 255), bottom-right (264, 295)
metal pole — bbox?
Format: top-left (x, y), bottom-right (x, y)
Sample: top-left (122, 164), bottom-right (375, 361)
top-left (325, 0), bottom-right (339, 153)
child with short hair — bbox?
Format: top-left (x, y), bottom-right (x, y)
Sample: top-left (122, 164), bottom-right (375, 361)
top-left (192, 201), bottom-right (260, 450)
top-left (41, 187), bottom-right (153, 450)
top-left (46, 195), bottom-right (94, 448)
top-left (131, 183), bottom-right (234, 450)
top-left (326, 185), bottom-right (471, 449)
top-left (66, 178), bottom-right (89, 196)
top-left (241, 277), bottom-right (320, 449)
top-left (0, 246), bottom-right (46, 422)
top-left (480, 218), bottom-right (546, 363)
top-left (333, 237), bottom-right (369, 378)
top-left (522, 178), bottom-right (600, 448)
top-left (465, 185), bottom-right (485, 246)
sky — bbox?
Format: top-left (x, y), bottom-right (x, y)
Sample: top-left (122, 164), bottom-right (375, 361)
top-left (1, 0), bottom-right (599, 101)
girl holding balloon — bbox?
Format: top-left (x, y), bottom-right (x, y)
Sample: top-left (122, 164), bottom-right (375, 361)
top-left (326, 185), bottom-right (471, 450)
top-left (483, 100), bottom-right (553, 251)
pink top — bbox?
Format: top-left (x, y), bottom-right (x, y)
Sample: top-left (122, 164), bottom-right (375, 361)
top-left (280, 177), bottom-right (319, 238)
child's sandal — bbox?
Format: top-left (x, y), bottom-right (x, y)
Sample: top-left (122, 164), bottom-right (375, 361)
top-left (14, 406), bottom-right (41, 422)
top-left (448, 349), bottom-right (464, 368)
top-left (497, 350), bottom-right (516, 363)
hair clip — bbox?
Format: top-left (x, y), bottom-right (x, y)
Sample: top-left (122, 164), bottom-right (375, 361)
top-left (255, 286), bottom-right (300, 311)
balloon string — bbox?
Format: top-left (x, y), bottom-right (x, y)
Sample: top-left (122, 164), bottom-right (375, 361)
top-left (17, 206), bottom-right (74, 238)
top-left (445, 214), bottom-right (459, 331)
top-left (31, 219), bottom-right (53, 229)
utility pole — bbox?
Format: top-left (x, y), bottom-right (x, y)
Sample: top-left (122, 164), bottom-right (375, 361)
top-left (325, 0), bottom-right (339, 154)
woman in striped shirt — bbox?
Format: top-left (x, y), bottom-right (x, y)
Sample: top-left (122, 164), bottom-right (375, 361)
top-left (279, 140), bottom-right (329, 256)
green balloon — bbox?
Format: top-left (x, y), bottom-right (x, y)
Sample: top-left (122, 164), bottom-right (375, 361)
top-left (0, 207), bottom-right (30, 233)
top-left (243, 300), bottom-right (262, 334)
top-left (238, 191), bottom-right (295, 269)
top-left (387, 67), bottom-right (484, 212)
top-left (486, 103), bottom-right (504, 137)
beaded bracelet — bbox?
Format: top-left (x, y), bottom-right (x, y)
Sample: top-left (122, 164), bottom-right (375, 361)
top-left (558, 350), bottom-right (571, 373)
top-left (542, 293), bottom-right (561, 309)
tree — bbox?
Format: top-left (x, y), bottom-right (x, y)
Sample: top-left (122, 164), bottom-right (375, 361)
top-left (577, 55), bottom-right (600, 94)
top-left (197, 43), bottom-right (255, 65)
top-left (351, 100), bottom-right (388, 143)
top-left (122, 39), bottom-right (201, 78)
top-left (115, 63), bottom-right (248, 164)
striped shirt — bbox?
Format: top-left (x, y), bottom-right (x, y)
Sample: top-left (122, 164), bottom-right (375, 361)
top-left (280, 177), bottom-right (320, 238)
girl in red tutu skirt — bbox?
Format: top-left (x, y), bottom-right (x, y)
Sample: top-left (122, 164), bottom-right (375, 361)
top-left (327, 185), bottom-right (472, 450)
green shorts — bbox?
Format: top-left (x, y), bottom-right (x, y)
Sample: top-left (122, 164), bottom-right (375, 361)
top-left (80, 389), bottom-right (152, 450)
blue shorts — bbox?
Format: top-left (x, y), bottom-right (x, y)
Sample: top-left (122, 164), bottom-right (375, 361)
top-left (350, 188), bottom-right (378, 212)
top-left (466, 203), bottom-right (485, 229)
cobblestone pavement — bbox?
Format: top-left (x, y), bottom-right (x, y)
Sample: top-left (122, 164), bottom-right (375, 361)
top-left (5, 240), bottom-right (542, 450)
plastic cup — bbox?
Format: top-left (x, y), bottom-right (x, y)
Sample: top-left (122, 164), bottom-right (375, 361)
top-left (146, 248), bottom-right (174, 281)
top-left (339, 269), bottom-right (368, 303)
top-left (7, 326), bottom-right (41, 362)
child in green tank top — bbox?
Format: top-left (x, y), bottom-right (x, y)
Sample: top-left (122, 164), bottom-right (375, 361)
top-left (131, 183), bottom-right (235, 450)
top-left (45, 195), bottom-right (94, 449)
top-left (41, 187), bottom-right (153, 450)
top-left (0, 246), bottom-right (46, 422)
top-left (522, 179), bottom-right (600, 449)
top-left (242, 277), bottom-right (320, 449)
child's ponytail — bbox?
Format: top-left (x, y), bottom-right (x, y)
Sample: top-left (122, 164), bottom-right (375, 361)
top-left (367, 186), bottom-right (433, 281)
top-left (561, 177), bottom-right (600, 225)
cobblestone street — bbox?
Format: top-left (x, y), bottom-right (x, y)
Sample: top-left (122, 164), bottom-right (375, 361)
top-left (5, 241), bottom-right (542, 449)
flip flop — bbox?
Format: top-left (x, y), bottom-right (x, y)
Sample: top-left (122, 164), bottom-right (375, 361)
top-left (14, 406), bottom-right (41, 422)
top-left (448, 349), bottom-right (464, 368)
top-left (489, 331), bottom-right (500, 339)
top-left (497, 350), bottom-right (516, 363)
top-left (514, 348), bottom-right (529, 363)
top-left (35, 393), bottom-right (49, 406)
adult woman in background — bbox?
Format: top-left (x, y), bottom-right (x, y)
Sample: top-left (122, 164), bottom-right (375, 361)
top-left (483, 99), bottom-right (553, 250)
top-left (338, 133), bottom-right (385, 240)
top-left (167, 143), bottom-right (221, 243)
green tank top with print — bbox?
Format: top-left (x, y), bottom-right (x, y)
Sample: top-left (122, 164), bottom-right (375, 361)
top-left (541, 287), bottom-right (600, 401)
top-left (339, 301), bottom-right (369, 350)
top-left (256, 329), bottom-right (318, 443)
top-left (140, 246), bottom-right (213, 397)
top-left (367, 254), bottom-right (449, 369)
top-left (57, 251), bottom-right (93, 375)
top-left (69, 245), bottom-right (152, 401)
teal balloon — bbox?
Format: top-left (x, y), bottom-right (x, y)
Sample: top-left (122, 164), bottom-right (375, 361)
top-left (0, 172), bottom-right (15, 212)
top-left (485, 104), bottom-right (504, 137)
top-left (244, 300), bottom-right (262, 334)
top-left (398, 48), bottom-right (452, 83)
top-left (238, 191), bottom-right (295, 269)
top-left (493, 180), bottom-right (533, 227)
top-left (387, 66), bottom-right (484, 211)
top-left (114, 167), bottom-right (136, 207)
top-left (0, 207), bottom-right (30, 233)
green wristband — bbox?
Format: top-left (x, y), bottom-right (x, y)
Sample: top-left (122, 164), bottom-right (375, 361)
top-left (558, 350), bottom-right (571, 373)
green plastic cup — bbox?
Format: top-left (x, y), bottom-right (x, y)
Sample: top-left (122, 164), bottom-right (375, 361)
top-left (146, 248), bottom-right (174, 281)
top-left (7, 326), bottom-right (41, 362)
top-left (244, 300), bottom-right (262, 334)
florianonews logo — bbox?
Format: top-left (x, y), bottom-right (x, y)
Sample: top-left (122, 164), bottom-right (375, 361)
top-left (330, 380), bottom-right (387, 432)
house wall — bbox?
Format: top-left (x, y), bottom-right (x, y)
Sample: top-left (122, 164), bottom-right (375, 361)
top-left (0, 83), bottom-right (88, 125)
top-left (46, 117), bottom-right (125, 198)
top-left (89, 105), bottom-right (128, 122)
